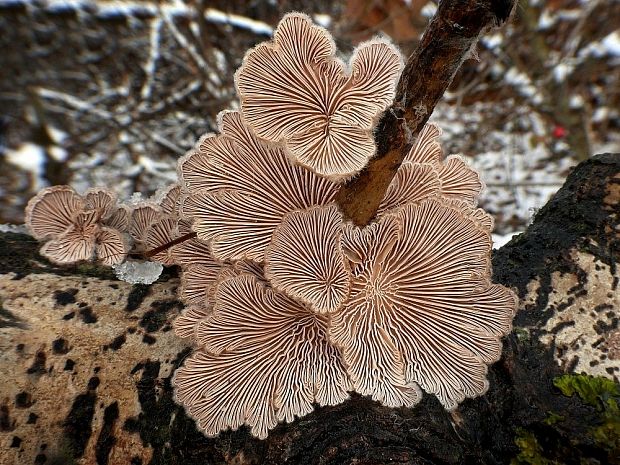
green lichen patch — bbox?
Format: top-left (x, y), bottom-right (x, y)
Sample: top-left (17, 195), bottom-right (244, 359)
top-left (553, 374), bottom-right (620, 456)
top-left (511, 428), bottom-right (559, 465)
top-left (553, 374), bottom-right (620, 409)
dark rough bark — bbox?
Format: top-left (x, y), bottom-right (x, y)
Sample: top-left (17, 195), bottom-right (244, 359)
top-left (336, 0), bottom-right (517, 226)
top-left (1, 154), bottom-right (618, 465)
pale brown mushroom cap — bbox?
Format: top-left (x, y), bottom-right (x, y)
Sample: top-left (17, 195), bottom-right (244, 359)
top-left (331, 198), bottom-right (517, 409)
top-left (377, 163), bottom-right (441, 216)
top-left (403, 123), bottom-right (444, 165)
top-left (235, 13), bottom-right (403, 180)
top-left (129, 202), bottom-right (161, 246)
top-left (396, 123), bottom-right (484, 206)
top-left (156, 184), bottom-right (182, 217)
top-left (173, 273), bottom-right (352, 439)
top-left (175, 260), bottom-right (264, 339)
top-left (172, 236), bottom-right (217, 267)
top-left (83, 188), bottom-right (117, 219)
top-left (173, 306), bottom-right (212, 340)
top-left (145, 217), bottom-right (183, 266)
top-left (104, 204), bottom-right (131, 232)
top-left (173, 237), bottom-right (222, 306)
top-left (179, 111), bottom-right (338, 261)
top-left (96, 226), bottom-right (129, 266)
top-left (437, 155), bottom-right (484, 202)
top-left (39, 210), bottom-right (99, 264)
top-left (25, 185), bottom-right (83, 240)
top-left (179, 263), bottom-right (221, 307)
top-left (265, 204), bottom-right (350, 313)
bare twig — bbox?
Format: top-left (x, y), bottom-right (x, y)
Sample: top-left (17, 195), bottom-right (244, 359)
top-left (335, 0), bottom-right (517, 226)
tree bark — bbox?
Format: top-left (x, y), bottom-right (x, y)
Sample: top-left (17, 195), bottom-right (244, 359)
top-left (336, 0), bottom-right (517, 226)
top-left (1, 153), bottom-right (619, 465)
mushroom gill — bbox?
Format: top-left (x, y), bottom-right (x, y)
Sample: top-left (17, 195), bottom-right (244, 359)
top-left (173, 273), bottom-right (352, 439)
top-left (235, 13), bottom-right (403, 181)
top-left (178, 110), bottom-right (338, 262)
top-left (379, 123), bottom-right (484, 216)
top-left (25, 186), bottom-right (129, 265)
top-left (330, 198), bottom-right (517, 409)
top-left (265, 204), bottom-right (350, 313)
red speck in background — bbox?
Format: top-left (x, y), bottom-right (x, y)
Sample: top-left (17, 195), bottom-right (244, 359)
top-left (552, 125), bottom-right (567, 139)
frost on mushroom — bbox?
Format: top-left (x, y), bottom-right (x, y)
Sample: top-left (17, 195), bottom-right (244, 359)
top-left (330, 198), bottom-right (517, 410)
top-left (25, 186), bottom-right (129, 265)
top-left (265, 204), bottom-right (349, 313)
top-left (380, 123), bottom-right (484, 214)
top-left (179, 111), bottom-right (338, 261)
top-left (235, 13), bottom-right (403, 180)
top-left (173, 273), bottom-right (352, 439)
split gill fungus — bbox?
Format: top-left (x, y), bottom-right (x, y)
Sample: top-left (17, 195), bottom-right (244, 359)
top-left (22, 12), bottom-right (518, 441)
top-left (171, 13), bottom-right (516, 440)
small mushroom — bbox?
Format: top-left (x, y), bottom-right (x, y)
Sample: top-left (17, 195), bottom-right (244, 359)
top-left (174, 260), bottom-right (267, 340)
top-left (394, 123), bottom-right (484, 206)
top-left (25, 186), bottom-right (129, 265)
top-left (265, 204), bottom-right (350, 313)
top-left (173, 273), bottom-right (352, 439)
top-left (25, 185), bottom-right (84, 240)
top-left (377, 163), bottom-right (441, 215)
top-left (129, 202), bottom-right (161, 248)
top-left (235, 13), bottom-right (403, 181)
top-left (380, 123), bottom-right (485, 217)
top-left (330, 198), bottom-right (517, 409)
top-left (179, 111), bottom-right (338, 262)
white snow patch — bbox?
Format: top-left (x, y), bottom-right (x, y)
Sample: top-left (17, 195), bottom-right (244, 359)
top-left (505, 67), bottom-right (543, 104)
top-left (0, 224), bottom-right (29, 234)
top-left (138, 155), bottom-right (177, 181)
top-left (492, 232), bottom-right (520, 249)
top-left (592, 107), bottom-right (609, 123)
top-left (569, 95), bottom-right (584, 109)
top-left (113, 259), bottom-right (163, 285)
top-left (421, 1), bottom-right (437, 17)
top-left (538, 9), bottom-right (556, 29)
top-left (205, 8), bottom-right (272, 35)
top-left (49, 145), bottom-right (68, 162)
top-left (48, 126), bottom-right (68, 144)
top-left (4, 143), bottom-right (47, 190)
top-left (553, 62), bottom-right (573, 82)
top-left (313, 14), bottom-right (331, 28)
top-left (601, 31), bottom-right (620, 57)
top-left (481, 34), bottom-right (503, 48)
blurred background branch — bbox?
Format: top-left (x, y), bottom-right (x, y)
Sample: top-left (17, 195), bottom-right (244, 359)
top-left (1, 0), bottom-right (618, 238)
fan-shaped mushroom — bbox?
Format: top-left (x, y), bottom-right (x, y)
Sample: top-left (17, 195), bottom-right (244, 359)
top-left (235, 13), bottom-right (403, 181)
top-left (173, 273), bottom-right (352, 439)
top-left (25, 186), bottom-right (129, 265)
top-left (179, 110), bottom-right (338, 262)
top-left (265, 204), bottom-right (350, 313)
top-left (330, 198), bottom-right (517, 409)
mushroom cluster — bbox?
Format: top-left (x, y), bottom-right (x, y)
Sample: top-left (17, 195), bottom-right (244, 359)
top-left (24, 183), bottom-right (192, 268)
top-left (25, 186), bottom-right (130, 266)
top-left (170, 13), bottom-right (516, 440)
top-left (22, 13), bottom-right (517, 441)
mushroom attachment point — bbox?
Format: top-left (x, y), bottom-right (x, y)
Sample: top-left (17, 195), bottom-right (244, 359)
top-left (235, 13), bottom-right (403, 181)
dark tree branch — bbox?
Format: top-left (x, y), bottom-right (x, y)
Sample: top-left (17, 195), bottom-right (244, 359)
top-left (335, 0), bottom-right (517, 226)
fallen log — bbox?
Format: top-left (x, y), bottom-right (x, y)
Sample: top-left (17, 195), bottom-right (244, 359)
top-left (1, 153), bottom-right (618, 465)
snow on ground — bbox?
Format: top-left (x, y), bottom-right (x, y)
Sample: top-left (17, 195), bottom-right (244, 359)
top-left (4, 143), bottom-right (47, 191)
top-left (430, 102), bottom-right (570, 235)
